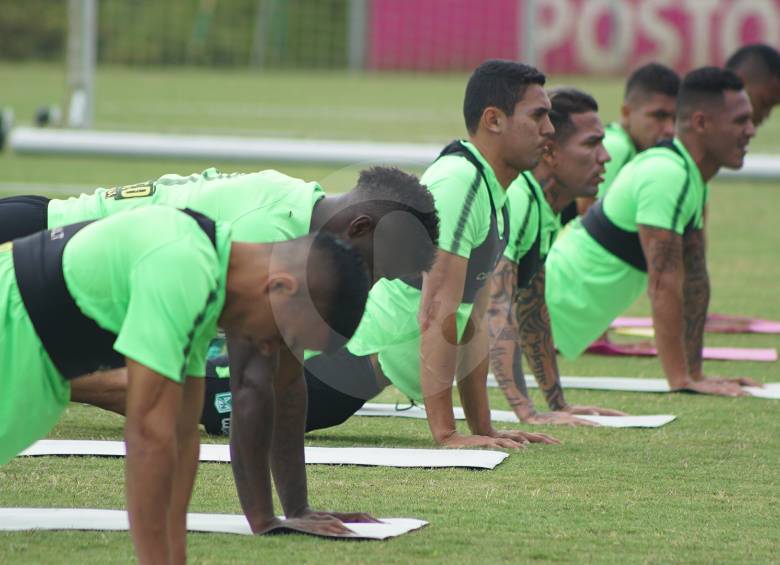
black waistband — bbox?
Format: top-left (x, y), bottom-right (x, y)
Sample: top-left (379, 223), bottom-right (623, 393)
top-left (13, 208), bottom-right (218, 380)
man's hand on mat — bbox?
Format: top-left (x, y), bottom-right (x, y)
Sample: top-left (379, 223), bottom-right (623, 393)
top-left (561, 404), bottom-right (628, 417)
top-left (698, 375), bottom-right (763, 388)
top-left (674, 378), bottom-right (747, 397)
top-left (522, 411), bottom-right (599, 426)
top-left (295, 509), bottom-right (381, 524)
top-left (490, 428), bottom-right (560, 445)
top-left (254, 516), bottom-right (355, 536)
top-left (439, 431), bottom-right (529, 449)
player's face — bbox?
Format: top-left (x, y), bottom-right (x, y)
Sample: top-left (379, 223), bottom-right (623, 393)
top-left (746, 78), bottom-right (780, 127)
top-left (706, 89), bottom-right (756, 170)
top-left (552, 112), bottom-right (610, 198)
top-left (503, 84), bottom-right (554, 171)
top-left (625, 93), bottom-right (677, 151)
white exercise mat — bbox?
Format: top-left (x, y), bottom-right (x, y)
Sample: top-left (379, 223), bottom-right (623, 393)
top-left (19, 440), bottom-right (508, 470)
top-left (486, 375), bottom-right (780, 398)
top-left (356, 404), bottom-right (676, 428)
top-left (0, 508), bottom-right (427, 540)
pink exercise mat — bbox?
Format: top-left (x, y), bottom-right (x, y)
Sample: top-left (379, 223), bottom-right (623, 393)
top-left (586, 339), bottom-right (778, 362)
top-left (611, 313), bottom-right (780, 334)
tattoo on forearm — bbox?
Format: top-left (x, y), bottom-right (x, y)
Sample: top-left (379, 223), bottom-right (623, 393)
top-left (650, 238), bottom-right (682, 274)
top-left (682, 229), bottom-right (709, 376)
top-left (488, 259), bottom-right (534, 413)
top-left (515, 268), bottom-right (566, 411)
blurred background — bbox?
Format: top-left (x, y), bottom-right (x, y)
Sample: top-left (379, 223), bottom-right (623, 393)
top-left (1, 0), bottom-right (779, 193)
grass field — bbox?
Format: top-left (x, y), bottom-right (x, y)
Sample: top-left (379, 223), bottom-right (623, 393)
top-left (0, 64), bottom-right (779, 564)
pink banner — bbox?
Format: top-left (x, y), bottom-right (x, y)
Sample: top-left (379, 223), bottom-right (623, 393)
top-left (368, 0), bottom-right (780, 73)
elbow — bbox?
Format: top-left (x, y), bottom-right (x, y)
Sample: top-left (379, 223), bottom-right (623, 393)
top-left (647, 273), bottom-right (683, 304)
top-left (125, 416), bottom-right (177, 458)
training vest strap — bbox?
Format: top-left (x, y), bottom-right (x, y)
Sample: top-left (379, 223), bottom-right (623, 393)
top-left (401, 141), bottom-right (509, 303)
top-left (515, 173), bottom-right (543, 289)
top-left (581, 141), bottom-right (698, 273)
top-left (13, 208), bottom-right (218, 380)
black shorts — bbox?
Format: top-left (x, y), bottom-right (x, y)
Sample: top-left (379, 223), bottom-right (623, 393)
top-left (200, 349), bottom-right (382, 436)
top-left (0, 195), bottom-right (50, 243)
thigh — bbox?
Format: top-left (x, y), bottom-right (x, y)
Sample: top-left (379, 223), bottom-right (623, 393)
top-left (304, 348), bottom-right (381, 432)
top-left (0, 195), bottom-right (50, 243)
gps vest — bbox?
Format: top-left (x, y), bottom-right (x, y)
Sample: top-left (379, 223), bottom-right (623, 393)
top-left (403, 140), bottom-right (509, 303)
top-left (580, 140), bottom-right (700, 273)
top-left (12, 208), bottom-right (217, 379)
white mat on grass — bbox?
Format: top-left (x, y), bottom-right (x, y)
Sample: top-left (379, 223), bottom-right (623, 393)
top-left (0, 508), bottom-right (427, 540)
top-left (486, 375), bottom-right (780, 399)
top-left (19, 440), bottom-right (507, 470)
top-left (356, 404), bottom-right (676, 428)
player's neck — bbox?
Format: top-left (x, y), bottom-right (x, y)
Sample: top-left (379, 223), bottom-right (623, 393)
top-left (469, 136), bottom-right (518, 190)
top-left (535, 167), bottom-right (571, 214)
top-left (219, 242), bottom-right (273, 329)
top-left (677, 132), bottom-right (720, 182)
top-left (310, 194), bottom-right (350, 233)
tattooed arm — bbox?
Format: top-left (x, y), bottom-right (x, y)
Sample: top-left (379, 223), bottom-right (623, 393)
top-left (487, 259), bottom-right (618, 423)
top-left (682, 228), bottom-right (708, 379)
top-left (487, 257), bottom-right (535, 419)
top-left (639, 225), bottom-right (743, 396)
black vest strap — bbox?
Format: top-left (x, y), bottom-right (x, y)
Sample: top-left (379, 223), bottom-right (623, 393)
top-left (13, 208), bottom-right (218, 380)
top-left (516, 173), bottom-right (543, 288)
top-left (401, 141), bottom-right (509, 303)
top-left (581, 141), bottom-right (695, 273)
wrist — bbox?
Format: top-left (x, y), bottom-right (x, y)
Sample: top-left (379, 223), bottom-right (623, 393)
top-left (668, 375), bottom-right (692, 390)
top-left (432, 428), bottom-right (458, 445)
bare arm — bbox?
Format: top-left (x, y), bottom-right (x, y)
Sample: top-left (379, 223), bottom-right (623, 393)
top-left (227, 336), bottom-right (280, 533)
top-left (270, 346), bottom-right (376, 525)
top-left (124, 358), bottom-right (186, 565)
top-left (515, 266), bottom-right (565, 410)
top-left (487, 258), bottom-right (535, 418)
top-left (682, 228), bottom-right (709, 379)
top-left (639, 225), bottom-right (742, 396)
top-left (167, 376), bottom-right (205, 565)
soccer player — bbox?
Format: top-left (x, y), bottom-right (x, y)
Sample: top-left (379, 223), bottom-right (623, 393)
top-left (726, 43), bottom-right (780, 128)
top-left (0, 166), bottom-right (437, 283)
top-left (545, 67), bottom-right (758, 397)
top-left (276, 60), bottom-right (559, 448)
top-left (487, 87), bottom-right (626, 425)
top-left (0, 205), bottom-right (370, 562)
top-left (568, 63), bottom-right (679, 220)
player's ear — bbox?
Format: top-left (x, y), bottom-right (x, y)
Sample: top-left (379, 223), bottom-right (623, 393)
top-left (482, 107), bottom-right (504, 134)
top-left (690, 110), bottom-right (708, 133)
top-left (265, 272), bottom-right (299, 296)
top-left (347, 215), bottom-right (374, 238)
top-left (620, 102), bottom-right (631, 122)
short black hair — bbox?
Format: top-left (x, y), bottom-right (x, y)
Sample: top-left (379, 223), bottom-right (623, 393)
top-left (352, 166), bottom-right (439, 275)
top-left (463, 59), bottom-right (546, 135)
top-left (624, 63), bottom-right (680, 101)
top-left (726, 43), bottom-right (780, 83)
top-left (677, 66), bottom-right (745, 120)
top-left (308, 232), bottom-right (370, 351)
top-left (547, 88), bottom-right (599, 143)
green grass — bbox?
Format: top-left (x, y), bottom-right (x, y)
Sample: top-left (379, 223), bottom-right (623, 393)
top-left (1, 64), bottom-right (779, 564)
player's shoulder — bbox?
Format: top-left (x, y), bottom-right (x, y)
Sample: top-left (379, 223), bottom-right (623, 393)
top-left (631, 145), bottom-right (687, 179)
top-left (422, 151), bottom-right (484, 190)
top-left (506, 173), bottom-right (536, 215)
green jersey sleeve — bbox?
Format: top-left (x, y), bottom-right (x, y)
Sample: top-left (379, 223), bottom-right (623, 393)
top-left (114, 235), bottom-right (220, 382)
top-left (421, 156), bottom-right (489, 258)
top-left (503, 178), bottom-right (538, 264)
top-left (634, 155), bottom-right (694, 235)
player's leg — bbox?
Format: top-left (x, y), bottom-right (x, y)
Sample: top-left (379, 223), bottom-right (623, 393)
top-left (69, 368), bottom-right (128, 415)
top-left (0, 195), bottom-right (50, 242)
top-left (303, 348), bottom-right (386, 432)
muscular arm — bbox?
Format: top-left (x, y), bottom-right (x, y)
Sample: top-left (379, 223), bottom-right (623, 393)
top-left (487, 258), bottom-right (535, 418)
top-left (639, 225), bottom-right (689, 388)
top-left (124, 359), bottom-right (188, 565)
top-left (418, 249), bottom-right (469, 444)
top-left (455, 283), bottom-right (495, 436)
top-left (515, 266), bottom-right (566, 410)
top-left (227, 335), bottom-right (280, 533)
top-left (682, 229), bottom-right (709, 380)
